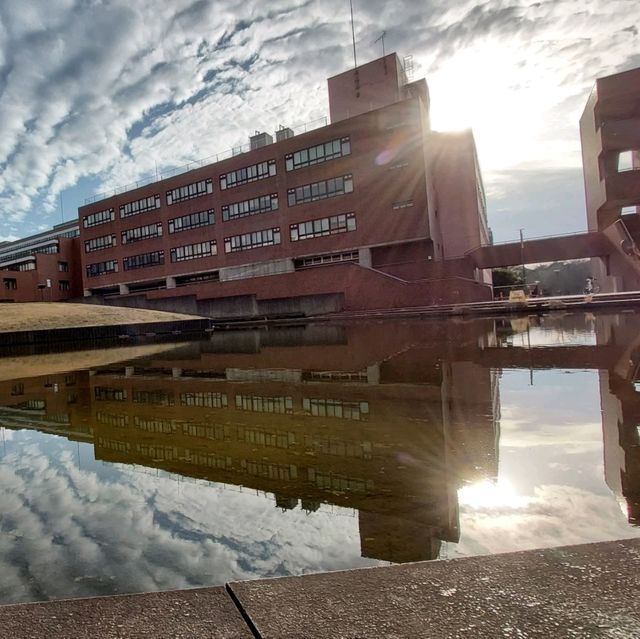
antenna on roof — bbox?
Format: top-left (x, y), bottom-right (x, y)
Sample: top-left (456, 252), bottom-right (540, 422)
top-left (349, 0), bottom-right (358, 69)
top-left (349, 0), bottom-right (360, 95)
top-left (374, 31), bottom-right (386, 58)
top-left (403, 54), bottom-right (414, 82)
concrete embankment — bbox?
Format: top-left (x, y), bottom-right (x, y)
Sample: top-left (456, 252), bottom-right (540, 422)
top-left (1, 538), bottom-right (639, 638)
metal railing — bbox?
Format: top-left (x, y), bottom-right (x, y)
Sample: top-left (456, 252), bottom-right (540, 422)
top-left (443, 229), bottom-right (599, 261)
top-left (84, 116), bottom-right (329, 206)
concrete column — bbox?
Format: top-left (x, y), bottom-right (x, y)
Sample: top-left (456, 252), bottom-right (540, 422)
top-left (172, 368), bottom-right (182, 378)
top-left (119, 283), bottom-right (129, 295)
top-left (124, 366), bottom-right (134, 378)
top-left (367, 364), bottom-right (380, 385)
top-left (358, 248), bottom-right (372, 268)
top-left (83, 289), bottom-right (92, 297)
top-left (166, 276), bottom-right (177, 289)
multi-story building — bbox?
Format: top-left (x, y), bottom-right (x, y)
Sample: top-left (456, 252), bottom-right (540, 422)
top-left (77, 53), bottom-right (492, 316)
top-left (0, 220), bottom-right (82, 302)
top-left (580, 67), bottom-right (640, 292)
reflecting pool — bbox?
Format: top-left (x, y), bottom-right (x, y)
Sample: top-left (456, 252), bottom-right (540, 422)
top-left (1, 311), bottom-right (639, 604)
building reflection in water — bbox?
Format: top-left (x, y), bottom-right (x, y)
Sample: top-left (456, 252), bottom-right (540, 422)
top-left (1, 311), bottom-right (639, 564)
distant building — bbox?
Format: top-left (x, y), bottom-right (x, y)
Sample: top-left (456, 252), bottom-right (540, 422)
top-left (0, 221), bottom-right (82, 302)
top-left (76, 53), bottom-right (492, 316)
top-left (580, 66), bottom-right (640, 292)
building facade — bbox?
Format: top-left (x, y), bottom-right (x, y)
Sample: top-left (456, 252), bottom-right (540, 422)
top-left (580, 66), bottom-right (640, 292)
top-left (77, 53), bottom-right (492, 316)
top-left (0, 221), bottom-right (82, 302)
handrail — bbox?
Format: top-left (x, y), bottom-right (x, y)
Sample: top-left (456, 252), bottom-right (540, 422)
top-left (84, 116), bottom-right (329, 206)
top-left (444, 229), bottom-right (601, 262)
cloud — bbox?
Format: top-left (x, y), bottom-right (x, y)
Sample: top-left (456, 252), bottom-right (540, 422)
top-left (0, 0), bottom-right (639, 238)
top-left (0, 430), bottom-right (376, 604)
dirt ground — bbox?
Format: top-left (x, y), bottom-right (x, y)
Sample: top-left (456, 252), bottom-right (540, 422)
top-left (0, 302), bottom-right (200, 333)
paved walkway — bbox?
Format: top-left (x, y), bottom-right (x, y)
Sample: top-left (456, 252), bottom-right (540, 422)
top-left (1, 538), bottom-right (639, 638)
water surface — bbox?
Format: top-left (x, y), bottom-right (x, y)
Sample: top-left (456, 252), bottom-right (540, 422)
top-left (0, 311), bottom-right (638, 603)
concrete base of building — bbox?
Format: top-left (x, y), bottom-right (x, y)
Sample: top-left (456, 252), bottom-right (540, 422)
top-left (2, 538), bottom-right (640, 638)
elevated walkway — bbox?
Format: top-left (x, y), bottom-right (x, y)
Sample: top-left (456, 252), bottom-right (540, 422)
top-left (466, 231), bottom-right (611, 269)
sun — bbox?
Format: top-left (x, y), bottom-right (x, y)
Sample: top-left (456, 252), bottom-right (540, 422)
top-left (425, 39), bottom-right (574, 171)
top-left (458, 478), bottom-right (530, 509)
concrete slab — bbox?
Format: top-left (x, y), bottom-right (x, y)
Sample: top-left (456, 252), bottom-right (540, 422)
top-left (0, 587), bottom-right (254, 639)
top-left (229, 538), bottom-right (640, 638)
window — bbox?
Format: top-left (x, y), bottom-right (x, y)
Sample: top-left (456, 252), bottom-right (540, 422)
top-left (8, 261), bottom-right (36, 272)
top-left (86, 260), bottom-right (118, 277)
top-left (170, 240), bottom-right (217, 262)
top-left (242, 460), bottom-right (297, 480)
top-left (220, 160), bottom-right (276, 190)
top-left (242, 428), bottom-right (295, 449)
top-left (58, 261), bottom-right (69, 272)
top-left (294, 251), bottom-right (359, 269)
top-left (180, 392), bottom-right (227, 408)
top-left (58, 280), bottom-right (70, 291)
top-left (83, 208), bottom-right (114, 228)
top-left (96, 412), bottom-right (129, 427)
top-left (84, 234), bottom-right (116, 252)
top-left (285, 137), bottom-right (351, 171)
top-left (222, 194), bottom-right (278, 222)
top-left (123, 251), bottom-right (164, 271)
top-left (224, 227), bottom-right (281, 253)
top-left (303, 398), bottom-right (369, 420)
top-left (120, 195), bottom-right (160, 218)
top-left (133, 416), bottom-right (175, 434)
top-left (132, 390), bottom-right (174, 405)
top-left (388, 162), bottom-right (409, 171)
top-left (3, 278), bottom-right (17, 290)
top-left (235, 395), bottom-right (293, 414)
top-left (168, 209), bottom-right (215, 233)
top-left (122, 222), bottom-right (162, 245)
top-left (290, 213), bottom-right (356, 241)
top-left (94, 387), bottom-right (127, 401)
top-left (392, 200), bottom-right (414, 209)
top-left (167, 178), bottom-right (213, 205)
top-left (288, 175), bottom-right (353, 207)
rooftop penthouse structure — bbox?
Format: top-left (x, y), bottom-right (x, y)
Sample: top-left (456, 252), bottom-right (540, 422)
top-left (77, 53), bottom-right (492, 317)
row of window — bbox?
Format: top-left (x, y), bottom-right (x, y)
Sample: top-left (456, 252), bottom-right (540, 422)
top-left (85, 213), bottom-right (358, 274)
top-left (122, 223), bottom-right (163, 245)
top-left (92, 388), bottom-right (369, 419)
top-left (82, 136), bottom-right (354, 227)
top-left (287, 174), bottom-right (353, 206)
top-left (222, 194), bottom-right (278, 222)
top-left (170, 241), bottom-right (217, 263)
top-left (167, 179), bottom-right (213, 205)
top-left (290, 213), bottom-right (356, 241)
top-left (85, 180), bottom-right (357, 252)
top-left (85, 234), bottom-right (116, 253)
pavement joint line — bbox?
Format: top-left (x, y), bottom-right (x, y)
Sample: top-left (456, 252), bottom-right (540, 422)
top-left (225, 582), bottom-right (263, 639)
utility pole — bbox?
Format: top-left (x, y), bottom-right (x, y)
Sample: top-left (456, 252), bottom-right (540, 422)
top-left (519, 228), bottom-right (526, 289)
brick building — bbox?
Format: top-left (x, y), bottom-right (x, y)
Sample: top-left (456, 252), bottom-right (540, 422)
top-left (77, 53), bottom-right (492, 316)
top-left (580, 66), bottom-right (640, 292)
top-left (0, 221), bottom-right (82, 302)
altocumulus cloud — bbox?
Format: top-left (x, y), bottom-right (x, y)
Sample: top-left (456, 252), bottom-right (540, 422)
top-left (0, 0), bottom-right (639, 240)
top-left (0, 433), bottom-right (376, 604)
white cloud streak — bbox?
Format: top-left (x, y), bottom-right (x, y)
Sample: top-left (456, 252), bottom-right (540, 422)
top-left (0, 0), bottom-right (639, 237)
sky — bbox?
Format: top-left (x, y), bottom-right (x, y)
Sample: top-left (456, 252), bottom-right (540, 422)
top-left (0, 0), bottom-right (639, 243)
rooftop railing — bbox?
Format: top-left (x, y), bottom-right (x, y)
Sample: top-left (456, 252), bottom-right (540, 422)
top-left (84, 116), bottom-right (329, 206)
